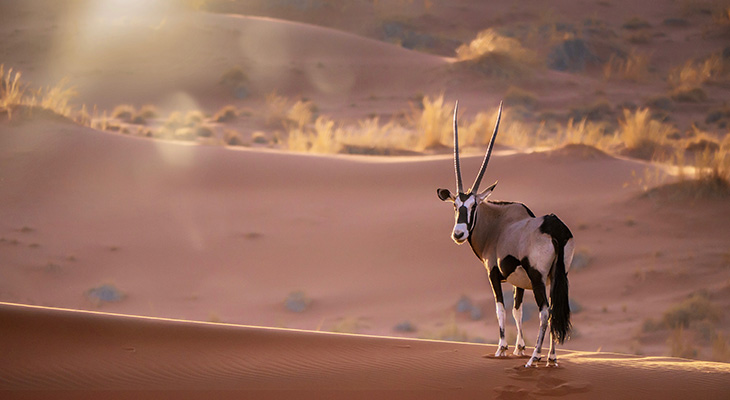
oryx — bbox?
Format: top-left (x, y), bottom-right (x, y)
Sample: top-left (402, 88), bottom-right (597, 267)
top-left (436, 101), bottom-right (574, 368)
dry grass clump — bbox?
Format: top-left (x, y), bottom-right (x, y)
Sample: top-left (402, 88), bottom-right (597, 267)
top-left (109, 104), bottom-right (157, 125)
top-left (618, 108), bottom-right (677, 160)
top-left (1, 65), bottom-right (80, 121)
top-left (338, 117), bottom-right (414, 155)
top-left (641, 291), bottom-right (725, 359)
top-left (411, 94), bottom-right (452, 150)
top-left (455, 29), bottom-right (537, 79)
top-left (668, 53), bottom-right (725, 101)
top-left (265, 91), bottom-right (290, 127)
top-left (286, 115), bottom-right (344, 154)
top-left (111, 104), bottom-right (135, 121)
top-left (213, 105), bottom-right (239, 123)
top-left (663, 291), bottom-right (721, 329)
top-left (603, 50), bottom-right (652, 82)
top-left (154, 110), bottom-right (217, 142)
top-left (223, 129), bottom-right (245, 146)
top-left (1, 65), bottom-right (25, 119)
top-left (559, 118), bottom-right (616, 150)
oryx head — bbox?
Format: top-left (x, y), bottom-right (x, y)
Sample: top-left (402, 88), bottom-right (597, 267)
top-left (437, 101), bottom-right (502, 244)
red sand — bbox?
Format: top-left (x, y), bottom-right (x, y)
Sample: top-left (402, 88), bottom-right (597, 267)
top-left (2, 302), bottom-right (729, 399)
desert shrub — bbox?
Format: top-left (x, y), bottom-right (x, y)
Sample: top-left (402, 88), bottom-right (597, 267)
top-left (668, 327), bottom-right (699, 358)
top-left (184, 110), bottom-right (205, 127)
top-left (569, 100), bottom-right (615, 122)
top-left (213, 105), bottom-right (239, 123)
top-left (437, 314), bottom-right (470, 342)
top-left (86, 283), bottom-right (124, 305)
top-left (412, 94), bottom-right (452, 150)
top-left (251, 131), bottom-right (268, 144)
top-left (394, 320), bottom-right (417, 333)
top-left (603, 50), bottom-right (651, 82)
top-left (111, 104), bottom-right (135, 121)
top-left (1, 65), bottom-right (25, 118)
top-left (547, 38), bottom-right (600, 72)
top-left (309, 116), bottom-right (343, 154)
top-left (284, 291), bottom-right (311, 313)
top-left (668, 54), bottom-right (725, 100)
top-left (138, 104), bottom-right (158, 119)
top-left (265, 91), bottom-right (290, 127)
top-left (286, 100), bottom-right (316, 130)
top-left (619, 108), bottom-right (677, 159)
top-left (705, 105), bottom-right (730, 127)
top-left (663, 291), bottom-right (721, 329)
top-left (712, 333), bottom-right (730, 362)
top-left (672, 87), bottom-right (708, 102)
top-left (462, 109), bottom-right (500, 147)
top-left (456, 29), bottom-right (537, 78)
top-left (194, 124), bottom-right (214, 138)
top-left (223, 129), bottom-right (244, 146)
top-left (338, 117), bottom-right (414, 154)
top-left (560, 118), bottom-right (615, 150)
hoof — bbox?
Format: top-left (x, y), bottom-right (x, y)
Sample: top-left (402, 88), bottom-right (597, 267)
top-left (495, 345), bottom-right (509, 357)
top-left (513, 345), bottom-right (526, 357)
top-left (547, 357), bottom-right (559, 368)
top-left (524, 356), bottom-right (541, 368)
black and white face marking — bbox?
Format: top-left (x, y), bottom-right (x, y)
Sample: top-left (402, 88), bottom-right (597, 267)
top-left (437, 183), bottom-right (496, 245)
top-left (452, 193), bottom-right (477, 244)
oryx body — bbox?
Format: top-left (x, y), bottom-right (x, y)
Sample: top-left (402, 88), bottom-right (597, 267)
top-left (437, 102), bottom-right (574, 368)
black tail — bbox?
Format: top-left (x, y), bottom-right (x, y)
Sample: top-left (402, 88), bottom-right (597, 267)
top-left (549, 237), bottom-right (571, 344)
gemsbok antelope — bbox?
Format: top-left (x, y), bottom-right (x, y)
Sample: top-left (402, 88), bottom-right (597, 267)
top-left (436, 101), bottom-right (575, 367)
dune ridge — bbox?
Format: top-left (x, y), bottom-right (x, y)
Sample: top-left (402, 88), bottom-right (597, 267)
top-left (1, 302), bottom-right (729, 399)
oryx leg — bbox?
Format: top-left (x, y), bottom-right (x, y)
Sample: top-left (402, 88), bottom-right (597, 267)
top-left (488, 266), bottom-right (509, 357)
top-left (547, 333), bottom-right (558, 367)
top-left (512, 287), bottom-right (526, 356)
top-left (524, 261), bottom-right (549, 367)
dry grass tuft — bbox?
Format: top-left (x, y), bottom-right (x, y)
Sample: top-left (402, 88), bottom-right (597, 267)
top-left (1, 65), bottom-right (79, 121)
top-left (411, 94), bottom-right (452, 150)
top-left (668, 54), bottom-right (725, 101)
top-left (213, 105), bottom-right (239, 123)
top-left (559, 118), bottom-right (616, 150)
top-left (1, 65), bottom-right (26, 118)
top-left (265, 91), bottom-right (290, 128)
top-left (603, 50), bottom-right (652, 82)
top-left (618, 108), bottom-right (677, 160)
top-left (456, 29), bottom-right (537, 79)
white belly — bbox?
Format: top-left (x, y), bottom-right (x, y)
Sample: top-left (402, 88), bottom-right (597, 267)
top-left (506, 267), bottom-right (532, 290)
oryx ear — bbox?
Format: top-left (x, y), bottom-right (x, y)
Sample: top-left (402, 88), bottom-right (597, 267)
top-left (475, 181), bottom-right (498, 203)
top-left (437, 188), bottom-right (454, 202)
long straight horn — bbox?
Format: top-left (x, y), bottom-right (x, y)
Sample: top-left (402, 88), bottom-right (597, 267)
top-left (469, 101), bottom-right (503, 194)
top-left (453, 101), bottom-right (464, 193)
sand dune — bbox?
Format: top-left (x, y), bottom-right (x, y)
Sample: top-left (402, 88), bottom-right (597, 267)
top-left (1, 302), bottom-right (729, 399)
top-left (0, 8), bottom-right (448, 111)
top-left (3, 117), bottom-right (729, 358)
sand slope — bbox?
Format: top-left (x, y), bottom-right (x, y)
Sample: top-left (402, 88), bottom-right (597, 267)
top-left (1, 302), bottom-right (729, 399)
top-left (3, 117), bottom-right (730, 359)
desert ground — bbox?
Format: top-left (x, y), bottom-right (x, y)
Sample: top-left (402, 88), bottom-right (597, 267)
top-left (1, 0), bottom-right (730, 398)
